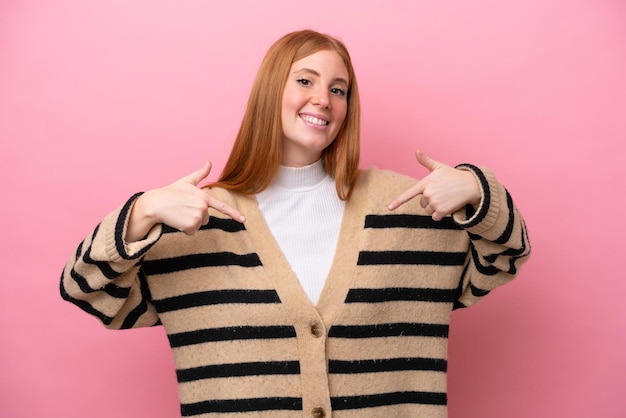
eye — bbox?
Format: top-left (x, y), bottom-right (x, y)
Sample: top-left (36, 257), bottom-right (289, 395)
top-left (331, 87), bottom-right (346, 97)
top-left (297, 78), bottom-right (311, 86)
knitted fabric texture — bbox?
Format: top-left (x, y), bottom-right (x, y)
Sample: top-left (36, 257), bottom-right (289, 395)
top-left (61, 166), bottom-right (531, 418)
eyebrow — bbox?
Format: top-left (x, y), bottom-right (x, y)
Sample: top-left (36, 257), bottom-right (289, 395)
top-left (293, 68), bottom-right (349, 86)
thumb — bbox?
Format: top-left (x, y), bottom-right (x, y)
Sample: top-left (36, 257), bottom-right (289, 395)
top-left (180, 161), bottom-right (212, 186)
top-left (415, 150), bottom-right (441, 172)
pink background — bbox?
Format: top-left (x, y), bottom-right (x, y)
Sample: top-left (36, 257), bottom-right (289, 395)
top-left (1, 1), bottom-right (625, 417)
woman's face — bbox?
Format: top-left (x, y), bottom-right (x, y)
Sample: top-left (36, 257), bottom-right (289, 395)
top-left (281, 49), bottom-right (349, 167)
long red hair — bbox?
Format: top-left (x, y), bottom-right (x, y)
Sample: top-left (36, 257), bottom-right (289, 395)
top-left (212, 29), bottom-right (361, 200)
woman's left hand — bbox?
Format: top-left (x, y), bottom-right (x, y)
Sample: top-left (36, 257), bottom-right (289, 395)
top-left (387, 150), bottom-right (482, 221)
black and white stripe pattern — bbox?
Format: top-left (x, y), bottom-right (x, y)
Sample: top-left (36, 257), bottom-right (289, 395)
top-left (60, 166), bottom-right (530, 417)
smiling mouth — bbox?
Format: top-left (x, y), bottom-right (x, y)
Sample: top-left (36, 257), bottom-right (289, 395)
top-left (300, 114), bottom-right (329, 126)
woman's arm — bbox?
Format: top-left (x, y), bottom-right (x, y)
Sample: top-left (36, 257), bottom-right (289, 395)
top-left (389, 150), bottom-right (531, 307)
top-left (60, 193), bottom-right (164, 329)
top-left (127, 162), bottom-right (245, 242)
top-left (60, 162), bottom-right (246, 329)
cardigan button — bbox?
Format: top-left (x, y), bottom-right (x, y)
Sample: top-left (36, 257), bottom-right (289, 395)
top-left (311, 407), bottom-right (326, 418)
top-left (310, 322), bottom-right (323, 338)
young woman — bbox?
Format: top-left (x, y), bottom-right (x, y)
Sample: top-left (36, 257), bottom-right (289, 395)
top-left (61, 29), bottom-right (530, 418)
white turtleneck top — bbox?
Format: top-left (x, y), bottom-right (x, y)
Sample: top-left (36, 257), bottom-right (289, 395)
top-left (256, 159), bottom-right (345, 304)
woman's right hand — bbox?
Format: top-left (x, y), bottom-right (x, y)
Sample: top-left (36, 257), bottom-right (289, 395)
top-left (126, 162), bottom-right (245, 242)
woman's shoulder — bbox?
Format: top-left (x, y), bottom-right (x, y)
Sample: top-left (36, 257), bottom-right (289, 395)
top-left (201, 186), bottom-right (255, 219)
top-left (357, 166), bottom-right (417, 193)
top-left (352, 167), bottom-right (420, 211)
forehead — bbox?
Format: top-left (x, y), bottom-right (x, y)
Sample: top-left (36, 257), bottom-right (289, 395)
top-left (290, 50), bottom-right (349, 82)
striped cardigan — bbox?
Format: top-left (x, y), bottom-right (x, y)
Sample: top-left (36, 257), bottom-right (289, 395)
top-left (60, 165), bottom-right (530, 417)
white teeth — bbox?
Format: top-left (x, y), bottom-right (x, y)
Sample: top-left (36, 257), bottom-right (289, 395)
top-left (301, 115), bottom-right (329, 126)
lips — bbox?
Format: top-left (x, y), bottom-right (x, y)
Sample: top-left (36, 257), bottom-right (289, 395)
top-left (300, 114), bottom-right (329, 126)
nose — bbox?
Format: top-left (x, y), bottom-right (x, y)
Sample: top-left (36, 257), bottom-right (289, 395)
top-left (311, 87), bottom-right (331, 109)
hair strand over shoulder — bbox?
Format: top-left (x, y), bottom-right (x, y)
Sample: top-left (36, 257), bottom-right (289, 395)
top-left (211, 29), bottom-right (361, 200)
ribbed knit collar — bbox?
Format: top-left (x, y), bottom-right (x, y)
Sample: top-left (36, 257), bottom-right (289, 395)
top-left (269, 159), bottom-right (330, 192)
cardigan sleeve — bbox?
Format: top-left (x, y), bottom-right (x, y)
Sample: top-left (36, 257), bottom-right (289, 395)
top-left (451, 165), bottom-right (531, 308)
top-left (59, 193), bottom-right (164, 329)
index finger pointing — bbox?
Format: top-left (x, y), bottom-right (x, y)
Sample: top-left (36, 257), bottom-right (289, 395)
top-left (387, 180), bottom-right (425, 211)
top-left (206, 194), bottom-right (246, 223)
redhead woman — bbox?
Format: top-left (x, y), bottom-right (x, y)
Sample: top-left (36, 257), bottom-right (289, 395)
top-left (61, 30), bottom-right (530, 418)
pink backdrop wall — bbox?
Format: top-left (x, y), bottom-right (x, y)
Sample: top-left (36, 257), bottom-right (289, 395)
top-left (1, 1), bottom-right (625, 417)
